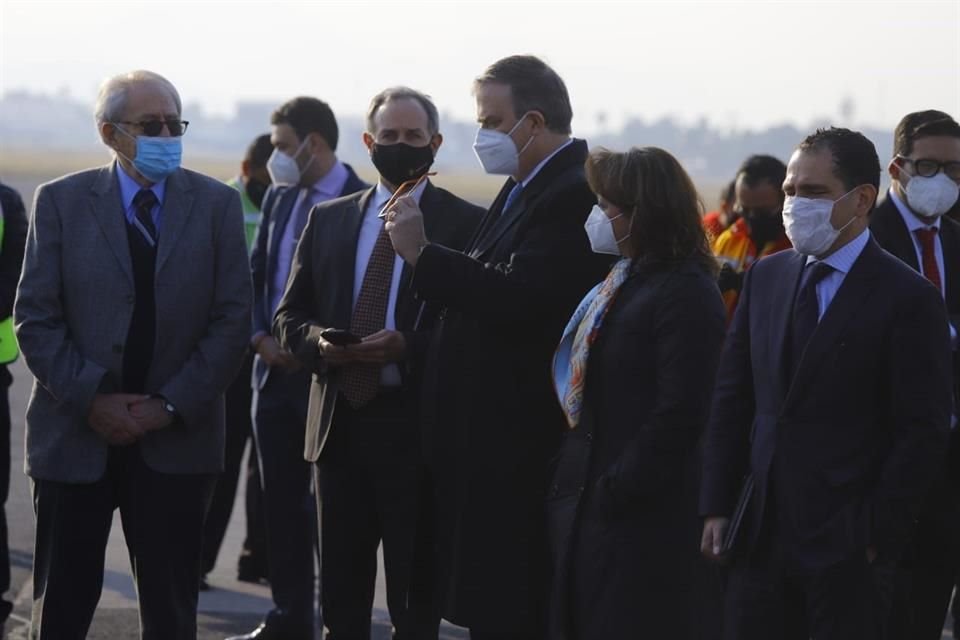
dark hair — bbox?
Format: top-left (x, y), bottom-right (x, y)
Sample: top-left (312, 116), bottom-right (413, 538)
top-left (736, 155), bottom-right (787, 198)
top-left (721, 179), bottom-right (735, 204)
top-left (366, 86), bottom-right (440, 136)
top-left (271, 97), bottom-right (339, 151)
top-left (245, 133), bottom-right (274, 169)
top-left (798, 127), bottom-right (880, 202)
top-left (585, 146), bottom-right (717, 276)
top-left (474, 55), bottom-right (573, 134)
top-left (894, 110), bottom-right (960, 157)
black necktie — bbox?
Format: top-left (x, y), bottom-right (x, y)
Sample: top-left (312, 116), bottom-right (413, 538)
top-left (789, 261), bottom-right (834, 376)
top-left (133, 189), bottom-right (158, 246)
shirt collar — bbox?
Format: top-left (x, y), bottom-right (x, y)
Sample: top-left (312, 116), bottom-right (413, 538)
top-left (520, 138), bottom-right (574, 188)
top-left (808, 227), bottom-right (870, 274)
top-left (889, 187), bottom-right (941, 233)
top-left (116, 160), bottom-right (166, 210)
top-left (307, 160), bottom-right (349, 199)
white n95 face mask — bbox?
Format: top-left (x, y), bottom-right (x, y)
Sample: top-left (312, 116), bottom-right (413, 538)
top-left (473, 113), bottom-right (535, 176)
top-left (782, 188), bottom-right (858, 256)
top-left (584, 205), bottom-right (628, 255)
top-left (266, 137), bottom-right (312, 186)
top-left (903, 171), bottom-right (960, 218)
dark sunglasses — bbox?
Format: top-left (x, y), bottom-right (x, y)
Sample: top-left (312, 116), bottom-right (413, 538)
top-left (117, 119), bottom-right (190, 137)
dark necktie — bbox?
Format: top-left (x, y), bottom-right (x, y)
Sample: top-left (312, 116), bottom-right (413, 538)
top-left (789, 261), bottom-right (834, 377)
top-left (915, 228), bottom-right (942, 293)
top-left (132, 189), bottom-right (158, 246)
top-left (501, 182), bottom-right (523, 215)
top-left (340, 222), bottom-right (397, 408)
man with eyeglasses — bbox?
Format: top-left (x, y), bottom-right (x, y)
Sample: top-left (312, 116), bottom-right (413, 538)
top-left (871, 110), bottom-right (960, 640)
top-left (14, 70), bottom-right (251, 639)
top-left (713, 154), bottom-right (793, 322)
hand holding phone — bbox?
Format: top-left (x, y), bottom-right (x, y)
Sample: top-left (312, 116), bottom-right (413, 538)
top-left (320, 328), bottom-right (362, 347)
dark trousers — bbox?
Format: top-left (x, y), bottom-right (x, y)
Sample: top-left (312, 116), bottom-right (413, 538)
top-left (200, 352), bottom-right (267, 576)
top-left (318, 390), bottom-right (437, 640)
top-left (30, 445), bottom-right (214, 640)
top-left (252, 368), bottom-right (315, 632)
top-left (723, 535), bottom-right (895, 640)
top-left (887, 433), bottom-right (960, 640)
top-left (0, 367), bottom-right (11, 621)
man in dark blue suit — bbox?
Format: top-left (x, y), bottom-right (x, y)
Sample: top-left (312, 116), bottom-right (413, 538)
top-left (233, 97), bottom-right (368, 640)
top-left (871, 110), bottom-right (960, 640)
top-left (700, 127), bottom-right (953, 640)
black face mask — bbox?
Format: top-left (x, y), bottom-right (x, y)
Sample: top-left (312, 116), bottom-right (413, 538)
top-left (371, 142), bottom-right (434, 188)
top-left (245, 179), bottom-right (269, 209)
top-left (744, 211), bottom-right (784, 249)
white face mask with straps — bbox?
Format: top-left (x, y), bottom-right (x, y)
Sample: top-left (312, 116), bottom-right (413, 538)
top-left (472, 113), bottom-right (536, 176)
top-left (782, 187), bottom-right (859, 256)
top-left (901, 168), bottom-right (960, 218)
top-left (584, 205), bottom-right (630, 255)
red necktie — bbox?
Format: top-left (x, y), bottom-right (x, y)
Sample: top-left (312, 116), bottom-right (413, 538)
top-left (339, 223), bottom-right (396, 408)
top-left (915, 228), bottom-right (942, 293)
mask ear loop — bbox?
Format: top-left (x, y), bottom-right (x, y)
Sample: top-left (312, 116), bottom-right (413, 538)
top-left (378, 171), bottom-right (437, 219)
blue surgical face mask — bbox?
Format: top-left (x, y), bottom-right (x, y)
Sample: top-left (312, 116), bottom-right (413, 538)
top-left (113, 124), bottom-right (182, 183)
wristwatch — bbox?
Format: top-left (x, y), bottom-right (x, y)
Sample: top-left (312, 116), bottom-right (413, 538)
top-left (154, 395), bottom-right (180, 422)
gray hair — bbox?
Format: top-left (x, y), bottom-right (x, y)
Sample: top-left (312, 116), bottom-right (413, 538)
top-left (365, 86), bottom-right (439, 137)
top-left (94, 70), bottom-right (182, 126)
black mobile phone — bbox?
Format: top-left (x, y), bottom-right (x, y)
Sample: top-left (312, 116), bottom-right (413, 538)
top-left (320, 328), bottom-right (362, 346)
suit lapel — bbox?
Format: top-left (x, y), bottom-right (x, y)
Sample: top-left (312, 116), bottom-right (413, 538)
top-left (334, 188), bottom-right (375, 328)
top-left (155, 169), bottom-right (194, 273)
top-left (770, 251), bottom-right (806, 403)
top-left (875, 196), bottom-right (920, 270)
top-left (265, 187), bottom-right (301, 289)
top-left (472, 179), bottom-right (527, 257)
top-left (89, 163), bottom-right (133, 284)
top-left (784, 239), bottom-right (882, 408)
top-left (940, 220), bottom-right (960, 313)
top-left (467, 180), bottom-right (513, 257)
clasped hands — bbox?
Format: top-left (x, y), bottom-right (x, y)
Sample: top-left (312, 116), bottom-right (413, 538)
top-left (87, 394), bottom-right (173, 446)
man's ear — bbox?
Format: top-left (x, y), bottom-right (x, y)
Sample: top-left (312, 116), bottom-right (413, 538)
top-left (856, 184), bottom-right (878, 217)
top-left (361, 131), bottom-right (375, 154)
top-left (888, 157), bottom-right (905, 184)
top-left (429, 133), bottom-right (443, 155)
top-left (99, 121), bottom-right (118, 148)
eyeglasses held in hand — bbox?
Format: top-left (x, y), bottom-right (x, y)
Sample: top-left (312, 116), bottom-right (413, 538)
top-left (378, 172), bottom-right (437, 219)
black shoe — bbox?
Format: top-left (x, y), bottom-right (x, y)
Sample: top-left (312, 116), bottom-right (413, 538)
top-left (225, 610), bottom-right (312, 640)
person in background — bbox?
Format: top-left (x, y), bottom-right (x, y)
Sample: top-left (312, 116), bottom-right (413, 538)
top-left (870, 110), bottom-right (960, 640)
top-left (14, 69), bottom-right (251, 639)
top-left (713, 155), bottom-right (792, 321)
top-left (702, 179), bottom-right (736, 241)
top-left (547, 147), bottom-right (725, 639)
top-left (200, 133), bottom-right (274, 589)
top-left (384, 55), bottom-right (613, 640)
top-left (700, 127), bottom-right (952, 640)
top-left (228, 97), bottom-right (368, 640)
top-left (0, 180), bottom-right (27, 624)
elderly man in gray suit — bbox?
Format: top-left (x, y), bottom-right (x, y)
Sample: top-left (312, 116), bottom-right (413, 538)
top-left (14, 70), bottom-right (251, 640)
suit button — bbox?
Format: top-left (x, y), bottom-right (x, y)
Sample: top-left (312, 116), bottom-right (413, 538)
top-left (112, 344), bottom-right (122, 354)
top-left (125, 295), bottom-right (135, 304)
top-left (585, 432), bottom-right (593, 442)
top-left (550, 485), bottom-right (559, 497)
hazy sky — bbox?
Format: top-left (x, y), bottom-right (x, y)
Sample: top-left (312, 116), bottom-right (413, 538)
top-left (1, 0), bottom-right (958, 135)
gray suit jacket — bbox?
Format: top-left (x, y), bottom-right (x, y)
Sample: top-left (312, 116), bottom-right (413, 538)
top-left (14, 162), bottom-right (252, 482)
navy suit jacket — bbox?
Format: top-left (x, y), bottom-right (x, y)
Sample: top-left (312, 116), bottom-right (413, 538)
top-left (700, 237), bottom-right (953, 571)
top-left (250, 164), bottom-right (368, 389)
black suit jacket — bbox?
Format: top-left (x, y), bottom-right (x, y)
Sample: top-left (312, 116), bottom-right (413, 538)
top-left (409, 139), bottom-right (614, 630)
top-left (273, 182), bottom-right (483, 462)
top-left (546, 258), bottom-right (726, 639)
top-left (250, 163), bottom-right (368, 388)
top-left (0, 182), bottom-right (27, 383)
top-left (700, 238), bottom-right (953, 572)
top-left (871, 193), bottom-right (960, 403)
